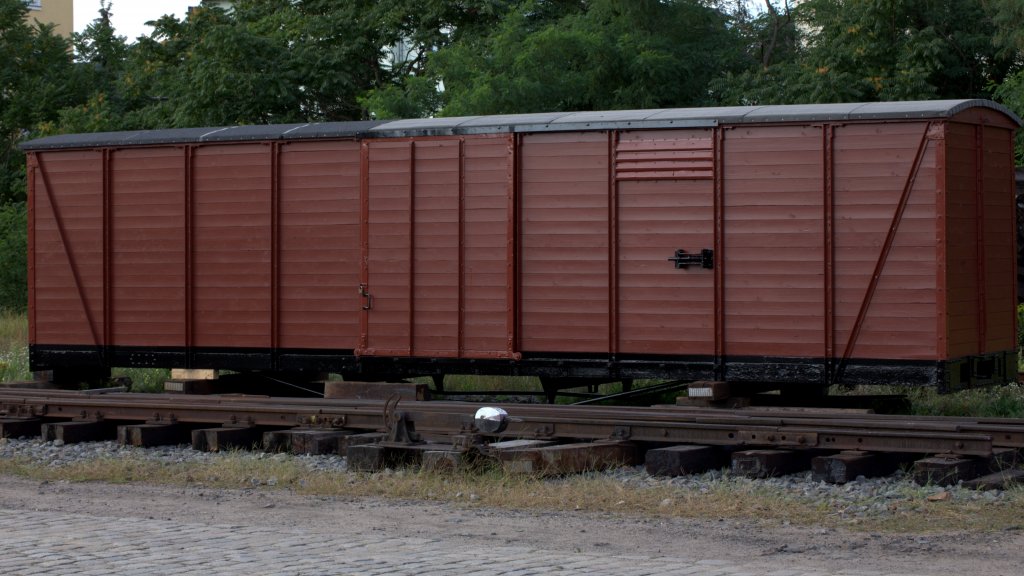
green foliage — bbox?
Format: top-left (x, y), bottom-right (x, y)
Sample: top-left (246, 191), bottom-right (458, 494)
top-left (424, 0), bottom-right (743, 116)
top-left (119, 0), bottom-right (390, 128)
top-left (0, 0), bottom-right (81, 202)
top-left (0, 311), bottom-right (29, 381)
top-left (994, 71), bottom-right (1024, 164)
top-left (0, 203), bottom-right (26, 312)
top-left (1017, 304), bottom-right (1024, 361)
top-left (713, 0), bottom-right (1015, 105)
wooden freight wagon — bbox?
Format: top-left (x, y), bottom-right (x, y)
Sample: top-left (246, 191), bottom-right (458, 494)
top-left (21, 100), bottom-right (1020, 392)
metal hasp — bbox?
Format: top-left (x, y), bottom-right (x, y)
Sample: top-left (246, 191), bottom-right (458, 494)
top-left (358, 283), bottom-right (373, 311)
top-left (668, 248), bottom-right (714, 270)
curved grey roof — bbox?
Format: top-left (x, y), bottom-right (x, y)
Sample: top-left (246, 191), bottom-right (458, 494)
top-left (19, 99), bottom-right (1020, 151)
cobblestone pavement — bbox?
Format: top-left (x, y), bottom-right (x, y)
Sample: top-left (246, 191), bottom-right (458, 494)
top-left (0, 507), bottom-right (935, 576)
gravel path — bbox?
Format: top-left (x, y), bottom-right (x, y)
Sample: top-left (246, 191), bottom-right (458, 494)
top-left (2, 437), bottom-right (1024, 574)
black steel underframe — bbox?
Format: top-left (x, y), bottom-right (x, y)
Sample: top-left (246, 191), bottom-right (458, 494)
top-left (29, 345), bottom-right (1017, 391)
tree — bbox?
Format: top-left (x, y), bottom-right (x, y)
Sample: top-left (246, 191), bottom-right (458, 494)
top-left (360, 0), bottom-right (512, 118)
top-left (43, 1), bottom-right (132, 134)
top-left (985, 0), bottom-right (1024, 162)
top-left (119, 0), bottom-right (391, 128)
top-left (0, 0), bottom-right (81, 203)
top-left (713, 0), bottom-right (1014, 106)
top-left (366, 0), bottom-right (745, 118)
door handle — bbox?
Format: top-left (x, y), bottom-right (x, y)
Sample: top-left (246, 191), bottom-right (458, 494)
top-left (359, 283), bottom-right (373, 310)
top-left (668, 248), bottom-right (714, 269)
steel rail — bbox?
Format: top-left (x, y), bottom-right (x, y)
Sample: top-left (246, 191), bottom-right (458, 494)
top-left (0, 388), bottom-right (1017, 457)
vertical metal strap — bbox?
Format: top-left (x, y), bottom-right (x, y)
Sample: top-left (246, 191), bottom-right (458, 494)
top-left (408, 140), bottom-right (416, 357)
top-left (823, 125), bottom-right (835, 385)
top-left (508, 134), bottom-right (520, 358)
top-left (974, 124), bottom-right (987, 353)
top-left (713, 128), bottom-right (725, 380)
top-left (27, 155), bottom-right (37, 345)
top-left (608, 131), bottom-right (619, 357)
top-left (357, 141), bottom-right (370, 354)
top-left (270, 142), bottom-right (281, 362)
top-left (102, 148), bottom-right (112, 354)
top-left (184, 146), bottom-right (194, 366)
top-left (457, 138), bottom-right (465, 357)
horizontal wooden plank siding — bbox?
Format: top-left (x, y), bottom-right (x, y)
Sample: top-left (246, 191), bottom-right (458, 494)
top-left (981, 125), bottom-right (1016, 352)
top-left (616, 129), bottom-right (714, 355)
top-left (520, 132), bottom-right (609, 353)
top-left (722, 125), bottom-right (824, 358)
top-left (462, 135), bottom-right (513, 356)
top-left (945, 122), bottom-right (980, 357)
top-left (191, 144), bottom-right (271, 348)
top-left (412, 139), bottom-right (460, 356)
top-left (32, 150), bottom-right (105, 346)
top-left (110, 147), bottom-right (185, 347)
top-left (278, 140), bottom-right (361, 350)
top-left (364, 141), bottom-right (413, 355)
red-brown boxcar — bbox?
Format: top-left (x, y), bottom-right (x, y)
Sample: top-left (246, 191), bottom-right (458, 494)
top-left (21, 100), bottom-right (1021, 391)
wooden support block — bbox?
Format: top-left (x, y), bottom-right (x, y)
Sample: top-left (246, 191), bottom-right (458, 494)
top-left (811, 451), bottom-right (896, 484)
top-left (263, 430), bottom-right (292, 452)
top-left (347, 444), bottom-right (388, 471)
top-left (324, 381), bottom-right (428, 401)
top-left (338, 432), bottom-right (384, 451)
top-left (289, 430), bottom-right (355, 455)
top-left (191, 427), bottom-right (262, 452)
top-left (961, 469), bottom-right (1024, 490)
top-left (731, 449), bottom-right (809, 478)
top-left (686, 381), bottom-right (730, 401)
top-left (164, 379), bottom-right (219, 395)
top-left (645, 445), bottom-right (724, 477)
top-left (41, 421), bottom-right (116, 444)
top-left (913, 455), bottom-right (978, 486)
top-left (500, 441), bottom-right (637, 475)
top-left (345, 443), bottom-right (425, 471)
top-left (983, 447), bottom-right (1019, 473)
top-left (117, 424), bottom-right (190, 447)
top-left (265, 429), bottom-right (356, 454)
top-left (422, 450), bottom-right (470, 472)
top-left (0, 418), bottom-right (42, 438)
top-left (170, 369), bottom-right (218, 380)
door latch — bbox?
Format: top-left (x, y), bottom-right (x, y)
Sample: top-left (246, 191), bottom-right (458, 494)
top-left (358, 283), bottom-right (373, 310)
top-left (668, 248), bottom-right (714, 270)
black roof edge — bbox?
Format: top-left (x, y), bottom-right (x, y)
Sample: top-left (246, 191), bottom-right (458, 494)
top-left (19, 121), bottom-right (389, 151)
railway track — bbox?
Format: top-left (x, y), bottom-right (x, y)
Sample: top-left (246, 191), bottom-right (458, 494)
top-left (0, 387), bottom-right (1022, 488)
